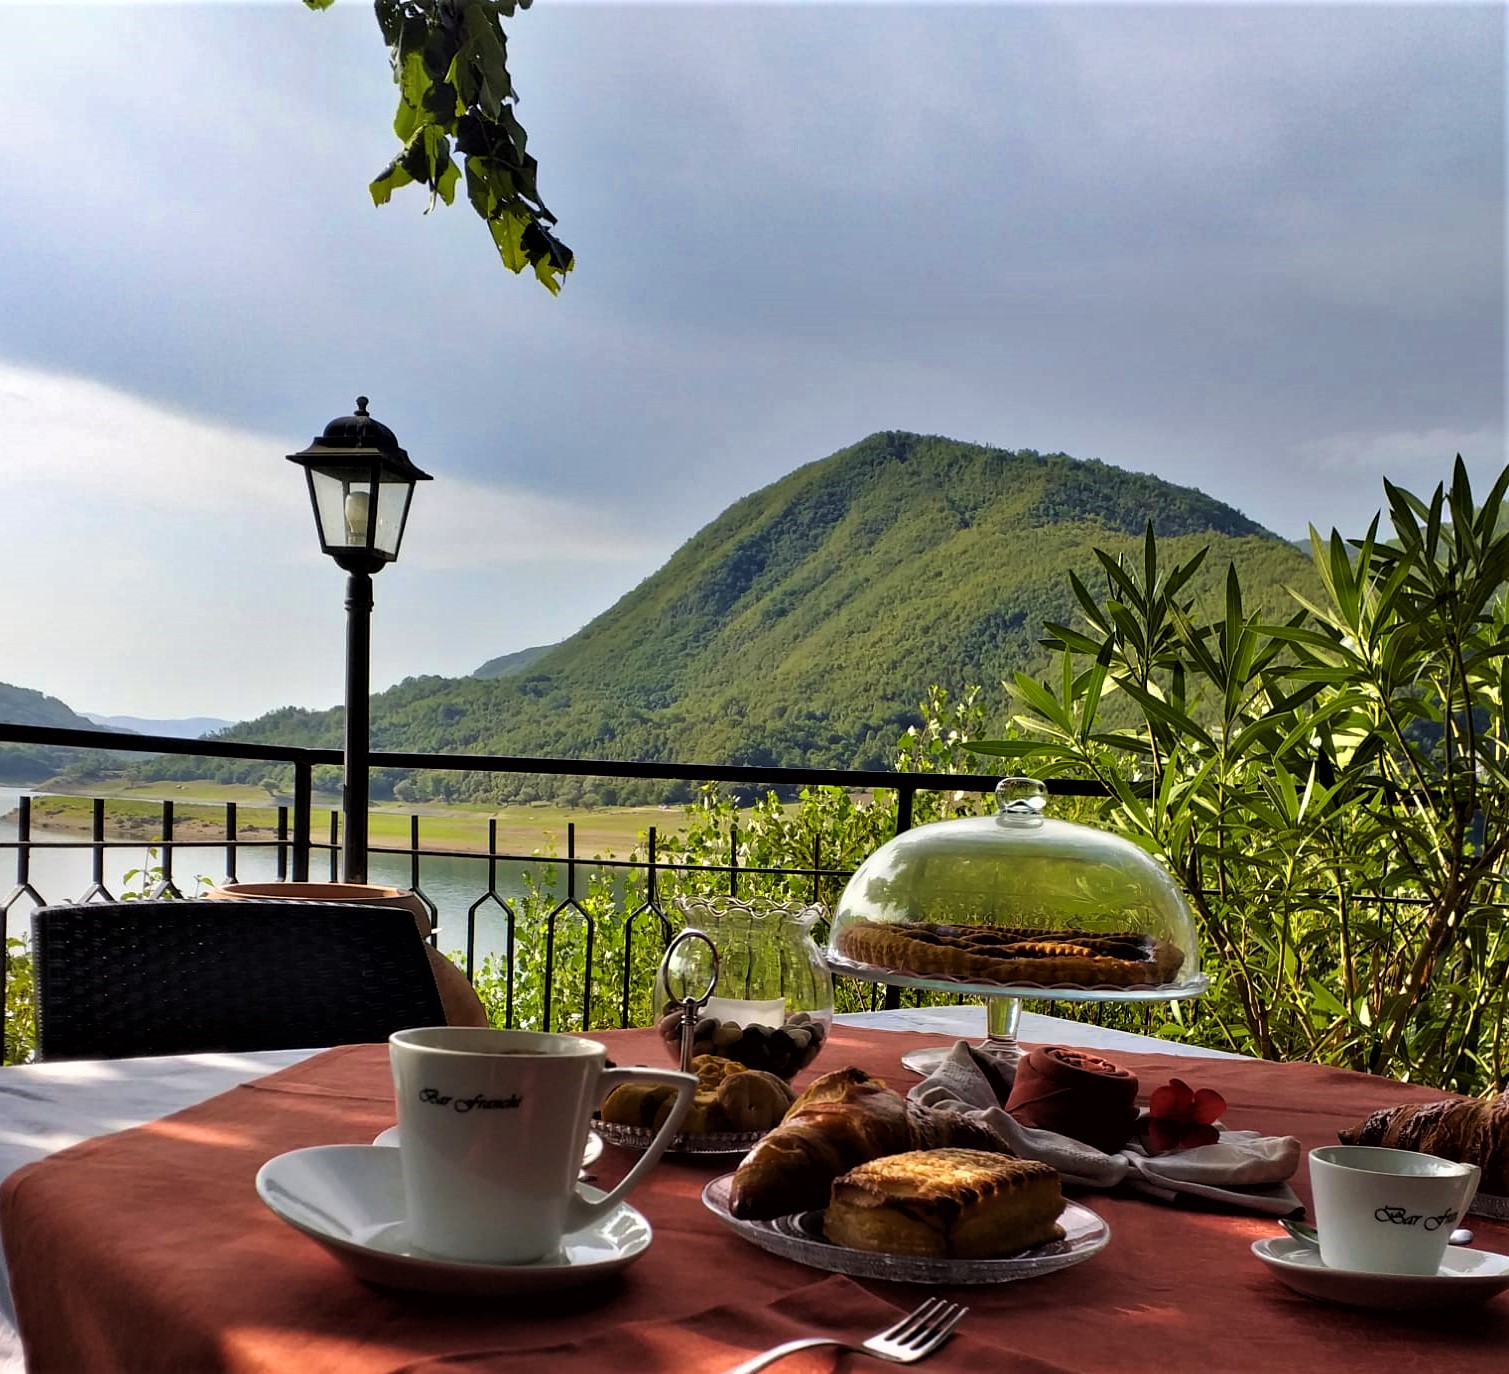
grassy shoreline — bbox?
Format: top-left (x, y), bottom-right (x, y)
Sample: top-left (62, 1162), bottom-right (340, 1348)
top-left (9, 786), bottom-right (687, 859)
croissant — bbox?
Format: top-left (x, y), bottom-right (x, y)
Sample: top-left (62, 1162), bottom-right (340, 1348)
top-left (727, 1067), bottom-right (1010, 1219)
top-left (1338, 1096), bottom-right (1509, 1195)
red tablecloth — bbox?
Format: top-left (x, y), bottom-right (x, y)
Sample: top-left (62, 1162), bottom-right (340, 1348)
top-left (5, 1026), bottom-right (1507, 1373)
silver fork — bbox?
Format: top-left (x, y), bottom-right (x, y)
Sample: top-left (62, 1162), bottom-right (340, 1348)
top-left (718, 1296), bottom-right (967, 1374)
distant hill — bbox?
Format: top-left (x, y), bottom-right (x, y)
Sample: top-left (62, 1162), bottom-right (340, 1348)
top-left (0, 682), bottom-right (123, 784)
top-left (82, 713), bottom-right (233, 739)
top-left (0, 682), bottom-right (101, 731)
top-left (473, 645), bottom-right (555, 680)
top-left (132, 432), bottom-right (1320, 803)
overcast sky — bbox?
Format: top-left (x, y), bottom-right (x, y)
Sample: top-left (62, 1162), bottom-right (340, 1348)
top-left (1, 1), bottom-right (1502, 722)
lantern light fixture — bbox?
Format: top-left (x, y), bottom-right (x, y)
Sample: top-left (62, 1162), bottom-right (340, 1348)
top-left (287, 396), bottom-right (432, 573)
top-left (287, 396), bottom-right (431, 883)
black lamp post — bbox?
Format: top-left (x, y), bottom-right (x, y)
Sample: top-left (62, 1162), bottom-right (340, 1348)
top-left (287, 397), bottom-right (431, 883)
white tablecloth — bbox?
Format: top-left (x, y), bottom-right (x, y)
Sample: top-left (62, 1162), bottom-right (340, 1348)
top-left (0, 1007), bottom-right (1233, 1371)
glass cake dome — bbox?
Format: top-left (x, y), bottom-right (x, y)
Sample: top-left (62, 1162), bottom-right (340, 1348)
top-left (827, 778), bottom-right (1205, 1000)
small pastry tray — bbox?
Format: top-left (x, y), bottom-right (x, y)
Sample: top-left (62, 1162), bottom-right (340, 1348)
top-left (594, 1119), bottom-right (765, 1157)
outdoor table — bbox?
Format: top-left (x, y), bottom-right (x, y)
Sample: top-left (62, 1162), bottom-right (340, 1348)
top-left (1, 1008), bottom-right (1503, 1373)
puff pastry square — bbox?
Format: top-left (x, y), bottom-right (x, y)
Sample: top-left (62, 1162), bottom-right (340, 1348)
top-left (823, 1148), bottom-right (1064, 1259)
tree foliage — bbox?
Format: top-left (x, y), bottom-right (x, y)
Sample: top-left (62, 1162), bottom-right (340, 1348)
top-left (304, 0), bottom-right (572, 290)
top-left (967, 459), bottom-right (1509, 1092)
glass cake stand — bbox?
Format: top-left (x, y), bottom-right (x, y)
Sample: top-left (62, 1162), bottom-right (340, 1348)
top-left (825, 777), bottom-right (1210, 1078)
top-left (825, 953), bottom-right (1209, 1077)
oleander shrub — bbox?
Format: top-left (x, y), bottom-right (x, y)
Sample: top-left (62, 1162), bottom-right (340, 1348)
top-left (967, 459), bottom-right (1509, 1093)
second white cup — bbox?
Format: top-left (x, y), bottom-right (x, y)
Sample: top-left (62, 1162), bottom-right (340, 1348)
top-left (390, 1026), bottom-right (695, 1265)
top-left (1309, 1144), bottom-right (1479, 1276)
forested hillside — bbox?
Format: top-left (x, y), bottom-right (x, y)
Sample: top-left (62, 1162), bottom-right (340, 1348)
top-left (0, 682), bottom-right (121, 783)
top-left (119, 433), bottom-right (1318, 802)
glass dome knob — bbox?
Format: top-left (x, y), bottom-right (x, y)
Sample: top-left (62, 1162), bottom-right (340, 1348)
top-left (996, 776), bottom-right (1048, 822)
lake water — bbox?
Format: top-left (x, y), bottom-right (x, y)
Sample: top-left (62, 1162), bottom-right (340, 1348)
top-left (0, 787), bottom-right (609, 973)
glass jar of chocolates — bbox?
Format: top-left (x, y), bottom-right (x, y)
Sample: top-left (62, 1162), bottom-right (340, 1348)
top-left (654, 896), bottom-right (834, 1080)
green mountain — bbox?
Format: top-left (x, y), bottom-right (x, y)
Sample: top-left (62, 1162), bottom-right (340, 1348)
top-left (129, 433), bottom-right (1318, 802)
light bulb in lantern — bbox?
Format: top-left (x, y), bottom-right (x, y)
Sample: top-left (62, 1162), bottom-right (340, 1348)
top-left (344, 490), bottom-right (371, 543)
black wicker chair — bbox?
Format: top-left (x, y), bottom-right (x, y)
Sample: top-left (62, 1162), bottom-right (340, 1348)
top-left (31, 899), bottom-right (449, 1061)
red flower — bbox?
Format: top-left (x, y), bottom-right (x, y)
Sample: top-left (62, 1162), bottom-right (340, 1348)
top-left (1146, 1078), bottom-right (1226, 1154)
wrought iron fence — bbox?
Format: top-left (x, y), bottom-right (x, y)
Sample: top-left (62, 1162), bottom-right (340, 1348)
top-left (1, 722), bottom-right (1113, 1058)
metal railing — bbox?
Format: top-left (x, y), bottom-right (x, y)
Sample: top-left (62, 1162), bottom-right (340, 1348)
top-left (1, 722), bottom-right (1112, 1055)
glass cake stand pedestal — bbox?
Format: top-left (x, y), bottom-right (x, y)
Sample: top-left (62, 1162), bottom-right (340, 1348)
top-left (826, 954), bottom-right (1209, 1078)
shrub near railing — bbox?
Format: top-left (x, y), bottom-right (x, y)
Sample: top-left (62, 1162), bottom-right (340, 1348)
top-left (3, 939), bottom-right (33, 1065)
top-left (460, 697), bottom-right (1005, 1032)
top-left (465, 858), bottom-right (668, 1034)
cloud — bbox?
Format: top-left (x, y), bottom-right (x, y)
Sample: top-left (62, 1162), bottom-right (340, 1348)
top-left (1295, 427), bottom-right (1505, 476)
top-left (0, 362), bottom-right (658, 571)
top-left (5, 363), bottom-right (307, 520)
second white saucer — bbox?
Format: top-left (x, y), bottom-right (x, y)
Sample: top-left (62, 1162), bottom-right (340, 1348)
top-left (1252, 1236), bottom-right (1509, 1310)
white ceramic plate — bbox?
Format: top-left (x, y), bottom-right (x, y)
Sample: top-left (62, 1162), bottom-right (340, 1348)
top-left (701, 1173), bottom-right (1109, 1285)
top-left (595, 1119), bottom-right (765, 1157)
top-left (1251, 1236), bottom-right (1509, 1310)
top-left (373, 1125), bottom-right (604, 1170)
top-left (256, 1144), bottom-right (650, 1295)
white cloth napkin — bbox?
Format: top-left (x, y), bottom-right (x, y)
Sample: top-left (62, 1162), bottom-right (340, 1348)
top-left (911, 1041), bottom-right (1303, 1217)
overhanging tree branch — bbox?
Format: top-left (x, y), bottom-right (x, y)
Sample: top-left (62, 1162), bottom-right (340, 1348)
top-left (304, 0), bottom-right (573, 291)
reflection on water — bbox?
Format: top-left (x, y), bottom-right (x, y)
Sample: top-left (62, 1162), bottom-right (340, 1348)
top-left (0, 787), bottom-right (599, 970)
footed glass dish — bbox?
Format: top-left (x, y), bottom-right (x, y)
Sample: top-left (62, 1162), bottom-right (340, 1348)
top-left (827, 777), bottom-right (1206, 1072)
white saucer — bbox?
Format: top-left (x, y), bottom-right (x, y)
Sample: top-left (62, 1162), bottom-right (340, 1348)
top-left (1252, 1236), bottom-right (1509, 1310)
top-left (372, 1125), bottom-right (605, 1170)
top-left (256, 1144), bottom-right (651, 1295)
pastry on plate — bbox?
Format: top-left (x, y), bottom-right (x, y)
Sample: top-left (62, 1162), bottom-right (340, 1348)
top-left (727, 1067), bottom-right (1007, 1219)
top-left (824, 1148), bottom-right (1064, 1259)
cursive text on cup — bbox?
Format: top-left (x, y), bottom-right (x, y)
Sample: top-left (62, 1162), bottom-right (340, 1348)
top-left (418, 1087), bottom-right (523, 1113)
top-left (1372, 1205), bottom-right (1459, 1231)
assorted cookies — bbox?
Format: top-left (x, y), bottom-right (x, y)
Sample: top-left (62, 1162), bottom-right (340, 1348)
top-left (656, 1007), bottom-right (828, 1079)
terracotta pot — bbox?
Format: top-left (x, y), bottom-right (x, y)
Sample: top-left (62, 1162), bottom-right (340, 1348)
top-left (205, 881), bottom-right (489, 1029)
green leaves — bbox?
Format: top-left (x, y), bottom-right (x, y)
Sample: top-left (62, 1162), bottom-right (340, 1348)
top-left (314, 0), bottom-right (572, 290)
top-left (962, 465), bottom-right (1509, 1092)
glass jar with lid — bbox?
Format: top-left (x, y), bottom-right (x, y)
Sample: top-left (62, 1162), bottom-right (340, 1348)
top-left (654, 895), bottom-right (835, 1080)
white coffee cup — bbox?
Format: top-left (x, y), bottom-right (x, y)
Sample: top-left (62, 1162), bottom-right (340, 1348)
top-left (1309, 1144), bottom-right (1480, 1276)
top-left (389, 1026), bottom-right (695, 1264)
